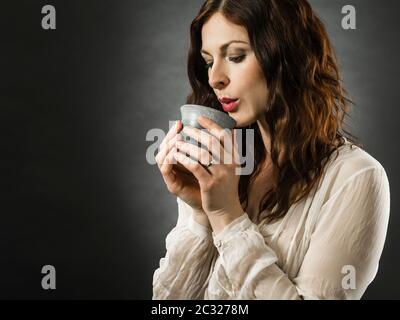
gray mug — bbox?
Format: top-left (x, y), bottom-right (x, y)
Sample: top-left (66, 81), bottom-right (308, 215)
top-left (179, 104), bottom-right (236, 146)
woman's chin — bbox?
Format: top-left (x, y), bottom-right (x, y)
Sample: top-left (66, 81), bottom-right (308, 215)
top-left (230, 115), bottom-right (254, 129)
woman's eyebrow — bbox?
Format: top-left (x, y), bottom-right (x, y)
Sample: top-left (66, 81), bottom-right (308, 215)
top-left (201, 40), bottom-right (249, 56)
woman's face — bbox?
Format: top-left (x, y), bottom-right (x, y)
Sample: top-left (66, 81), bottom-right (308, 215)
top-left (201, 13), bottom-right (268, 127)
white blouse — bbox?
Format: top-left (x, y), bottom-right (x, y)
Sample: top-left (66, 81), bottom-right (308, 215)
top-left (153, 140), bottom-right (390, 299)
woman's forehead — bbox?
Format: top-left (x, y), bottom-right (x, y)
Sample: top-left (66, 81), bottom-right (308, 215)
top-left (201, 14), bottom-right (249, 53)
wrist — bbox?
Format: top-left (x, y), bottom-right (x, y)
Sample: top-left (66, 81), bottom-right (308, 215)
top-left (192, 208), bottom-right (206, 216)
top-left (207, 205), bottom-right (245, 235)
top-left (192, 212), bottom-right (211, 229)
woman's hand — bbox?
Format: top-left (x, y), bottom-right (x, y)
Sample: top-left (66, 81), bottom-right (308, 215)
top-left (173, 115), bottom-right (245, 234)
top-left (155, 120), bottom-right (209, 226)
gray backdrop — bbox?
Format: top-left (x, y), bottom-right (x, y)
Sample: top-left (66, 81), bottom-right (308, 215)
top-left (0, 0), bottom-right (398, 299)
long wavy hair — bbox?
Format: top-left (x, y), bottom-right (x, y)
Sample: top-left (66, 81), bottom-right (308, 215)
top-left (186, 0), bottom-right (361, 224)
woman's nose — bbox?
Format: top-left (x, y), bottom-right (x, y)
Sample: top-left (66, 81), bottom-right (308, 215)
top-left (208, 63), bottom-right (229, 90)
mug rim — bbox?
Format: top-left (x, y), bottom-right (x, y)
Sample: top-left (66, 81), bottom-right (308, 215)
top-left (180, 104), bottom-right (236, 128)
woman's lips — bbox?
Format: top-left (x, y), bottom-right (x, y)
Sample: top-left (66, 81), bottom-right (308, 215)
top-left (220, 99), bottom-right (240, 112)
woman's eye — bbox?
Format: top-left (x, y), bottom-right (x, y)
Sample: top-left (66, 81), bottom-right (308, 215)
top-left (229, 55), bottom-right (246, 63)
top-left (204, 55), bottom-right (246, 70)
top-left (205, 62), bottom-right (213, 70)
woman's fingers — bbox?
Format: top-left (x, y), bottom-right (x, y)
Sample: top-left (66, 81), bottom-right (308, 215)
top-left (160, 146), bottom-right (178, 181)
top-left (175, 140), bottom-right (214, 166)
top-left (159, 120), bottom-right (181, 151)
top-left (232, 128), bottom-right (242, 166)
top-left (155, 121), bottom-right (181, 169)
top-left (173, 149), bottom-right (210, 185)
top-left (156, 135), bottom-right (180, 170)
top-left (196, 115), bottom-right (234, 154)
top-left (181, 126), bottom-right (234, 164)
top-left (161, 146), bottom-right (187, 195)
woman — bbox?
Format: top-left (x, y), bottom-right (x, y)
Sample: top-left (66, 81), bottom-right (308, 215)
top-left (153, 0), bottom-right (390, 299)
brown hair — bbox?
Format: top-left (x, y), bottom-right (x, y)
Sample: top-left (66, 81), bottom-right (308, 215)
top-left (186, 0), bottom-right (361, 223)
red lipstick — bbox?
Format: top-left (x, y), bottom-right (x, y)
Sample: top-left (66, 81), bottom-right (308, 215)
top-left (219, 97), bottom-right (240, 112)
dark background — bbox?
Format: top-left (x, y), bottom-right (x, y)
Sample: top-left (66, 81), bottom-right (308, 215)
top-left (0, 0), bottom-right (398, 299)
